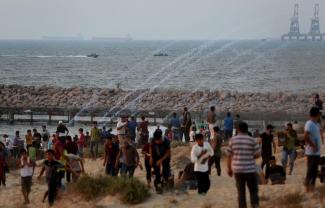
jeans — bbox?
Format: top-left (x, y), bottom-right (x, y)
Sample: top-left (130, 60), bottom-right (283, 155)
top-left (145, 159), bottom-right (151, 181)
top-left (281, 149), bottom-right (296, 173)
top-left (209, 155), bottom-right (221, 176)
top-left (225, 130), bottom-right (233, 141)
top-left (261, 154), bottom-right (272, 173)
top-left (120, 164), bottom-right (136, 178)
top-left (153, 160), bottom-right (170, 187)
top-left (105, 163), bottom-right (116, 176)
top-left (90, 141), bottom-right (99, 158)
top-left (196, 171), bottom-right (210, 194)
top-left (172, 128), bottom-right (180, 141)
top-left (305, 155), bottom-right (320, 186)
top-left (234, 173), bottom-right (259, 208)
top-left (183, 126), bottom-right (191, 142)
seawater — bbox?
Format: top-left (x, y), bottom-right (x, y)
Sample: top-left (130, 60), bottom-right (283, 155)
top-left (0, 40), bottom-right (324, 93)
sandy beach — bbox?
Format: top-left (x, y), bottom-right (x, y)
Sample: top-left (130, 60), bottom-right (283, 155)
top-left (1, 143), bottom-right (325, 208)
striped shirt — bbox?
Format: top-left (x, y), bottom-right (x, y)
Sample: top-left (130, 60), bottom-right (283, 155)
top-left (227, 134), bottom-right (260, 173)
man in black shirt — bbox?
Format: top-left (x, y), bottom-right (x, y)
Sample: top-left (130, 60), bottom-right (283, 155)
top-left (260, 125), bottom-right (276, 172)
top-left (57, 121), bottom-right (69, 144)
top-left (150, 130), bottom-right (171, 194)
top-left (265, 156), bottom-right (286, 185)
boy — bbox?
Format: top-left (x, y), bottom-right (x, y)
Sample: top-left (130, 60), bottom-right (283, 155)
top-left (103, 136), bottom-right (119, 176)
top-left (65, 153), bottom-right (85, 182)
top-left (18, 149), bottom-right (35, 204)
top-left (38, 149), bottom-right (64, 206)
top-left (191, 133), bottom-right (214, 195)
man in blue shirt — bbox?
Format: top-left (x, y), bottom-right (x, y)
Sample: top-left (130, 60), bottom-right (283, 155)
top-left (304, 107), bottom-right (322, 192)
top-left (224, 112), bottom-right (234, 141)
top-left (127, 116), bottom-right (138, 143)
top-left (170, 112), bottom-right (181, 141)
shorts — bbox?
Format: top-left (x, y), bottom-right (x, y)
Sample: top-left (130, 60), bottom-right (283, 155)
top-left (21, 176), bottom-right (32, 193)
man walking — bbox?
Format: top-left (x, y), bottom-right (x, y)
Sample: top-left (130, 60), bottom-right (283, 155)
top-left (207, 106), bottom-right (217, 139)
top-left (304, 107), bottom-right (322, 192)
top-left (260, 124), bottom-right (276, 172)
top-left (182, 107), bottom-right (192, 142)
top-left (227, 122), bottom-right (260, 208)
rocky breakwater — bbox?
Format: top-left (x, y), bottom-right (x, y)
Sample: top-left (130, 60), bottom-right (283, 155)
top-left (0, 85), bottom-right (318, 115)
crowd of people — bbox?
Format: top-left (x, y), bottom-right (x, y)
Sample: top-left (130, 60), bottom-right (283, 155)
top-left (0, 94), bottom-right (324, 208)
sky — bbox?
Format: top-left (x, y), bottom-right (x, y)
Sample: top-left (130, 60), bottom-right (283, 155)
top-left (0, 0), bottom-right (323, 40)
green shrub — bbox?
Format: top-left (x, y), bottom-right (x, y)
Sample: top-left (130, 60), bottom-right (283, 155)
top-left (75, 174), bottom-right (150, 204)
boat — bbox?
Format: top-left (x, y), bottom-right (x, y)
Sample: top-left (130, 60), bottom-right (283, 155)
top-left (153, 52), bottom-right (168, 57)
top-left (87, 53), bottom-right (99, 58)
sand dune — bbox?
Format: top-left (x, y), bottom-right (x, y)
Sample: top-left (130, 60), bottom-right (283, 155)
top-left (1, 144), bottom-right (325, 208)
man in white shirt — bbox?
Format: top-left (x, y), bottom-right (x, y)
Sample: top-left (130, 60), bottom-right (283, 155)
top-left (117, 116), bottom-right (128, 146)
top-left (191, 133), bottom-right (214, 195)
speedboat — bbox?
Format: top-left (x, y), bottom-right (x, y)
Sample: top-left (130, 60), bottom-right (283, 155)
top-left (87, 53), bottom-right (99, 58)
top-left (154, 52), bottom-right (168, 57)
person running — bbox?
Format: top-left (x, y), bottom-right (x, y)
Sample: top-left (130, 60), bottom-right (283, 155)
top-left (65, 136), bottom-right (78, 183)
top-left (304, 107), bottom-right (322, 192)
top-left (64, 153), bottom-right (85, 182)
top-left (191, 133), bottom-right (214, 195)
top-left (41, 125), bottom-right (50, 151)
top-left (127, 116), bottom-right (138, 143)
top-left (260, 124), bottom-right (276, 172)
top-left (56, 121), bottom-right (69, 144)
top-left (170, 112), bottom-right (181, 141)
top-left (227, 122), bottom-right (260, 208)
top-left (0, 142), bottom-right (8, 187)
top-left (90, 121), bottom-right (101, 160)
top-left (265, 156), bottom-right (286, 185)
top-left (116, 140), bottom-right (140, 178)
top-left (18, 149), bottom-right (35, 204)
top-left (103, 136), bottom-right (119, 176)
top-left (138, 116), bottom-right (149, 146)
top-left (209, 126), bottom-right (223, 176)
top-left (182, 107), bottom-right (192, 142)
top-left (38, 149), bottom-right (65, 206)
top-left (142, 140), bottom-right (152, 188)
top-left (150, 131), bottom-right (171, 194)
top-left (223, 112), bottom-right (234, 141)
top-left (207, 106), bottom-right (217, 139)
top-left (281, 123), bottom-right (298, 175)
top-left (77, 128), bottom-right (85, 158)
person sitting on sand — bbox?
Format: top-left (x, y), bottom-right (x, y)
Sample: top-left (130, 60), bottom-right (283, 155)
top-left (103, 136), bottom-right (119, 176)
top-left (38, 149), bottom-right (65, 206)
top-left (191, 133), bottom-right (214, 195)
top-left (116, 139), bottom-right (140, 178)
top-left (265, 156), bottom-right (286, 185)
top-left (18, 149), bottom-right (35, 204)
top-left (177, 162), bottom-right (197, 191)
top-left (150, 130), bottom-right (171, 194)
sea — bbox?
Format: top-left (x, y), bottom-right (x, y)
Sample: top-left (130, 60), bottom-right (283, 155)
top-left (0, 39), bottom-right (323, 135)
top-left (0, 40), bottom-right (325, 93)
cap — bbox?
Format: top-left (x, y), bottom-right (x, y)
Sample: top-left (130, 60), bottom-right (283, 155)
top-left (59, 121), bottom-right (63, 124)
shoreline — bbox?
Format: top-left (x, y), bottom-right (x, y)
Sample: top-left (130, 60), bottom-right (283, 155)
top-left (0, 84), bottom-right (318, 117)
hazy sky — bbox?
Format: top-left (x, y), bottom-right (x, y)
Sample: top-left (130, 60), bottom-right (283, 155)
top-left (0, 0), bottom-right (323, 40)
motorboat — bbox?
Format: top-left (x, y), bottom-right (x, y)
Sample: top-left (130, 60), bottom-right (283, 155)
top-left (87, 53), bottom-right (99, 58)
top-left (154, 52), bottom-right (168, 57)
